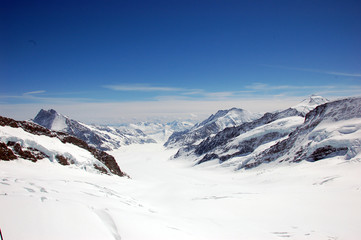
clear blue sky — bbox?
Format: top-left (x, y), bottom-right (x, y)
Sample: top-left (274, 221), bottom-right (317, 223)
top-left (1, 0), bottom-right (361, 123)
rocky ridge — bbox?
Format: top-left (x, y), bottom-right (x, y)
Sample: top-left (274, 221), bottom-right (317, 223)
top-left (0, 116), bottom-right (128, 177)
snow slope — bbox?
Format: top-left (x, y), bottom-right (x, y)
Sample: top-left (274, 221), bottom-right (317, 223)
top-left (1, 143), bottom-right (361, 239)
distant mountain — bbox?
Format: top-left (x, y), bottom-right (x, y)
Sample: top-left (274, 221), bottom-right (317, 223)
top-left (129, 120), bottom-right (194, 143)
top-left (0, 115), bottom-right (128, 177)
top-left (291, 95), bottom-right (329, 115)
top-left (33, 109), bottom-right (156, 151)
top-left (164, 108), bottom-right (260, 148)
top-left (174, 107), bottom-right (304, 162)
top-left (171, 95), bottom-right (356, 170)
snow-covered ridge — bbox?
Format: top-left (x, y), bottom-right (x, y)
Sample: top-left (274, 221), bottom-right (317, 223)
top-left (164, 107), bottom-right (260, 148)
top-left (245, 97), bottom-right (361, 169)
top-left (291, 95), bottom-right (329, 115)
top-left (173, 107), bottom-right (304, 163)
top-left (0, 116), bottom-right (128, 177)
top-left (33, 109), bottom-right (157, 151)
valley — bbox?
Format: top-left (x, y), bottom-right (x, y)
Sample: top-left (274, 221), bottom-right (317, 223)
top-left (1, 142), bottom-right (360, 239)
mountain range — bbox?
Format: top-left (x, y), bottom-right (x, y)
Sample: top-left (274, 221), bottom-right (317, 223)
top-left (1, 95), bottom-right (360, 173)
top-left (32, 109), bottom-right (157, 151)
top-left (165, 108), bottom-right (260, 148)
top-left (170, 95), bottom-right (361, 171)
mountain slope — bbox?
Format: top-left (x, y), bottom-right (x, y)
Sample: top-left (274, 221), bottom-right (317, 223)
top-left (174, 107), bottom-right (304, 162)
top-left (164, 108), bottom-right (259, 148)
top-left (244, 97), bottom-right (361, 169)
top-left (33, 109), bottom-right (156, 151)
top-left (0, 116), bottom-right (127, 177)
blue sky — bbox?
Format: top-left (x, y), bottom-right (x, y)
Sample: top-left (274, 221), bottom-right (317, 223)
top-left (1, 0), bottom-right (361, 123)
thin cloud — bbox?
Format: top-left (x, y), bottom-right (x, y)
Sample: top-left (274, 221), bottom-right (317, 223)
top-left (104, 84), bottom-right (184, 92)
top-left (262, 64), bottom-right (361, 77)
top-left (23, 90), bottom-right (46, 95)
top-left (246, 83), bottom-right (335, 91)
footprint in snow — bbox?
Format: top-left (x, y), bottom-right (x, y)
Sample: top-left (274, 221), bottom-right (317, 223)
top-left (313, 176), bottom-right (340, 185)
top-left (272, 231), bottom-right (291, 238)
top-left (24, 187), bottom-right (35, 193)
top-left (93, 208), bottom-right (121, 240)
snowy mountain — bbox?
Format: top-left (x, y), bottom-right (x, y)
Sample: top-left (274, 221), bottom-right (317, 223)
top-left (174, 107), bottom-right (304, 162)
top-left (128, 120), bottom-right (194, 143)
top-left (33, 109), bottom-right (156, 151)
top-left (0, 115), bottom-right (127, 177)
top-left (164, 108), bottom-right (259, 148)
top-left (172, 95), bottom-right (355, 170)
top-left (291, 94), bottom-right (329, 115)
top-left (244, 97), bottom-right (361, 169)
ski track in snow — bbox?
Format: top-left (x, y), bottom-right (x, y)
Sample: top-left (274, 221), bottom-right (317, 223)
top-left (1, 143), bottom-right (361, 239)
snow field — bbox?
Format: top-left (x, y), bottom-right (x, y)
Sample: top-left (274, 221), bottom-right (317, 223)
top-left (1, 142), bottom-right (361, 239)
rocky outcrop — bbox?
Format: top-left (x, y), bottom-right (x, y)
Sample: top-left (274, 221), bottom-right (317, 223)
top-left (0, 116), bottom-right (128, 177)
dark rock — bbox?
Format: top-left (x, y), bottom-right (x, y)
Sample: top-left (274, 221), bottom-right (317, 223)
top-left (308, 145), bottom-right (348, 161)
top-left (56, 154), bottom-right (71, 165)
top-left (0, 142), bottom-right (17, 161)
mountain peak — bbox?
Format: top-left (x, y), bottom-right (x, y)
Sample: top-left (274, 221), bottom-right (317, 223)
top-left (292, 95), bottom-right (329, 115)
top-left (34, 109), bottom-right (68, 131)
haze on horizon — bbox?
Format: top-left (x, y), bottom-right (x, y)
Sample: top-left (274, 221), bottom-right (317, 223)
top-left (1, 0), bottom-right (360, 124)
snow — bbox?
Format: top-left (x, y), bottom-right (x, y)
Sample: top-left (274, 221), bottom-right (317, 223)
top-left (1, 142), bottom-right (361, 239)
top-left (228, 116), bottom-right (304, 148)
top-left (292, 95), bottom-right (329, 115)
top-left (50, 114), bottom-right (67, 131)
top-left (0, 126), bottom-right (109, 173)
top-left (193, 108), bottom-right (258, 131)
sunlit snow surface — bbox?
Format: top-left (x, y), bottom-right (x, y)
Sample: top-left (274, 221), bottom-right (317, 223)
top-left (1, 143), bottom-right (361, 240)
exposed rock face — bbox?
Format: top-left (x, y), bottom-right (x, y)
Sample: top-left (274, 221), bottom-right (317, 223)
top-left (0, 116), bottom-right (128, 177)
top-left (0, 142), bottom-right (17, 161)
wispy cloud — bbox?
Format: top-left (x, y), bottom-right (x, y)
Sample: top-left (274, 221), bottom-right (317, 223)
top-left (104, 84), bottom-right (184, 92)
top-left (23, 90), bottom-right (46, 95)
top-left (246, 83), bottom-right (335, 91)
top-left (262, 64), bottom-right (361, 77)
